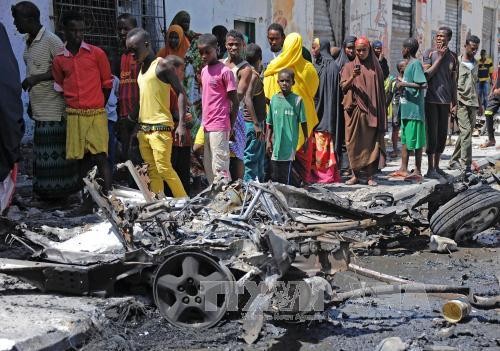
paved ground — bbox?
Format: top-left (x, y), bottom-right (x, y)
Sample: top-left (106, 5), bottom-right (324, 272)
top-left (0, 134), bottom-right (498, 351)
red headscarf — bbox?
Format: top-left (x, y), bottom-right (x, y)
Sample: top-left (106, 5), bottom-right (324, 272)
top-left (157, 25), bottom-right (190, 59)
top-left (355, 36), bottom-right (370, 47)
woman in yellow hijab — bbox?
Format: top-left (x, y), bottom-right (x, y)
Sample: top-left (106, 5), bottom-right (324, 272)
top-left (264, 32), bottom-right (319, 183)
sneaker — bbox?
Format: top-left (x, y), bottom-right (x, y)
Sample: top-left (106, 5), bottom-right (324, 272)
top-left (425, 169), bottom-right (441, 180)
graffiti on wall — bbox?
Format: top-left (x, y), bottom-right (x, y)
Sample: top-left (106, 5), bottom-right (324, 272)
top-left (350, 0), bottom-right (389, 54)
top-left (415, 0), bottom-right (428, 56)
top-left (272, 0), bottom-right (293, 31)
top-left (272, 0), bottom-right (315, 46)
top-left (462, 0), bottom-right (473, 13)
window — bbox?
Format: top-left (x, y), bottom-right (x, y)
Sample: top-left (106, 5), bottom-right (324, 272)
top-left (234, 20), bottom-right (255, 44)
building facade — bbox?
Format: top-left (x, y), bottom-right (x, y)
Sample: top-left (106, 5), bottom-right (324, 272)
top-left (338, 0), bottom-right (500, 74)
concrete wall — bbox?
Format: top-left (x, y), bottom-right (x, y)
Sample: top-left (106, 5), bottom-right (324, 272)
top-left (345, 0), bottom-right (500, 75)
top-left (415, 0), bottom-right (500, 66)
top-left (0, 0), bottom-right (54, 141)
top-left (164, 0), bottom-right (270, 49)
top-left (345, 0), bottom-right (393, 57)
top-left (163, 0), bottom-right (314, 52)
top-left (272, 0), bottom-right (315, 49)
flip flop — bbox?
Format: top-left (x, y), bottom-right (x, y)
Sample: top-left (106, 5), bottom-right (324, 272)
top-left (404, 173), bottom-right (423, 183)
top-left (388, 170), bottom-right (409, 178)
top-left (480, 140), bottom-right (496, 149)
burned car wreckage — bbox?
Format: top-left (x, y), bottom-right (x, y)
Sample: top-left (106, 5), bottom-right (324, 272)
top-left (1, 161), bottom-right (499, 343)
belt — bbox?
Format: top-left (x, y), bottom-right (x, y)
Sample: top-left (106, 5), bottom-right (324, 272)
top-left (66, 107), bottom-right (105, 116)
top-left (139, 123), bottom-right (172, 132)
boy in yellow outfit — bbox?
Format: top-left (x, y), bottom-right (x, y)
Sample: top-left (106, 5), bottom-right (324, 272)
top-left (126, 28), bottom-right (187, 197)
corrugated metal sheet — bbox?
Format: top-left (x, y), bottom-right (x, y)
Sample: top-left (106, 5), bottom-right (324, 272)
top-left (482, 7), bottom-right (495, 57)
top-left (390, 0), bottom-right (412, 75)
top-left (313, 0), bottom-right (334, 43)
top-left (445, 0), bottom-right (460, 53)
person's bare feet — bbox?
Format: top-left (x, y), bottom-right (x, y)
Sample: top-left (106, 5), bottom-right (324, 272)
top-left (367, 177), bottom-right (377, 186)
top-left (404, 171), bottom-right (423, 183)
top-left (480, 140), bottom-right (496, 148)
top-left (345, 176), bottom-right (358, 185)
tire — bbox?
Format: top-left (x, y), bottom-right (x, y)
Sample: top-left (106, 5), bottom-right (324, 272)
top-left (429, 186), bottom-right (500, 243)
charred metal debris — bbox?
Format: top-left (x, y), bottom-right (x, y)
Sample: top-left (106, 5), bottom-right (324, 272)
top-left (1, 161), bottom-right (500, 343)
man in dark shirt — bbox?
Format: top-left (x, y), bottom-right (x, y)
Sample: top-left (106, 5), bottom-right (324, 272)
top-left (422, 26), bottom-right (458, 179)
top-left (373, 40), bottom-right (390, 80)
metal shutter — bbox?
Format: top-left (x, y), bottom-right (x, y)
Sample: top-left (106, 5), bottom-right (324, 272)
top-left (313, 0), bottom-right (335, 44)
top-left (482, 7), bottom-right (495, 58)
top-left (445, 0), bottom-right (460, 53)
top-left (390, 0), bottom-right (413, 75)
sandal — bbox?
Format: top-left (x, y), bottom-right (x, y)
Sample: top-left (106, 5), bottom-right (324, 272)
top-left (480, 140), bottom-right (496, 149)
top-left (388, 170), bottom-right (409, 178)
top-left (404, 173), bottom-right (423, 183)
top-left (345, 176), bottom-right (358, 185)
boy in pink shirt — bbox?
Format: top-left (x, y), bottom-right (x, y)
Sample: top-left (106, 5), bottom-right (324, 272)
top-left (198, 34), bottom-right (239, 183)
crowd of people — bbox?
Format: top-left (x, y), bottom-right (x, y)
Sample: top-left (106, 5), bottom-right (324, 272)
top-left (1, 1), bottom-right (499, 213)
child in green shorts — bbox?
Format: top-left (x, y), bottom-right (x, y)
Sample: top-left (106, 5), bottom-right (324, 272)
top-left (390, 38), bottom-right (427, 182)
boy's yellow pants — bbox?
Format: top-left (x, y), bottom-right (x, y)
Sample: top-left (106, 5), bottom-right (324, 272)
top-left (137, 130), bottom-right (187, 197)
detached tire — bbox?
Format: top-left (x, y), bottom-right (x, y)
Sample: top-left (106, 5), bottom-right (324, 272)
top-left (429, 186), bottom-right (500, 243)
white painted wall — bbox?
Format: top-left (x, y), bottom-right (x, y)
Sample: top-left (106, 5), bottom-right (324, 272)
top-left (163, 0), bottom-right (314, 53)
top-left (0, 0), bottom-right (54, 141)
top-left (164, 0), bottom-right (271, 48)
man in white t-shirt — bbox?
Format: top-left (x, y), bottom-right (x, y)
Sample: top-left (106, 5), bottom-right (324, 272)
top-left (262, 23), bottom-right (285, 71)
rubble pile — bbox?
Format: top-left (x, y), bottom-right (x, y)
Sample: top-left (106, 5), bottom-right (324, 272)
top-left (1, 163), bottom-right (499, 346)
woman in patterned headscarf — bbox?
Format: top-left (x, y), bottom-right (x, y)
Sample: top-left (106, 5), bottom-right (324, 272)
top-left (310, 38), bottom-right (341, 183)
top-left (340, 36), bottom-right (386, 186)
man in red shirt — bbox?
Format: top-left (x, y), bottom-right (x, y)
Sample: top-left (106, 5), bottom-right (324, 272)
top-left (117, 13), bottom-right (139, 163)
top-left (52, 11), bottom-right (113, 202)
